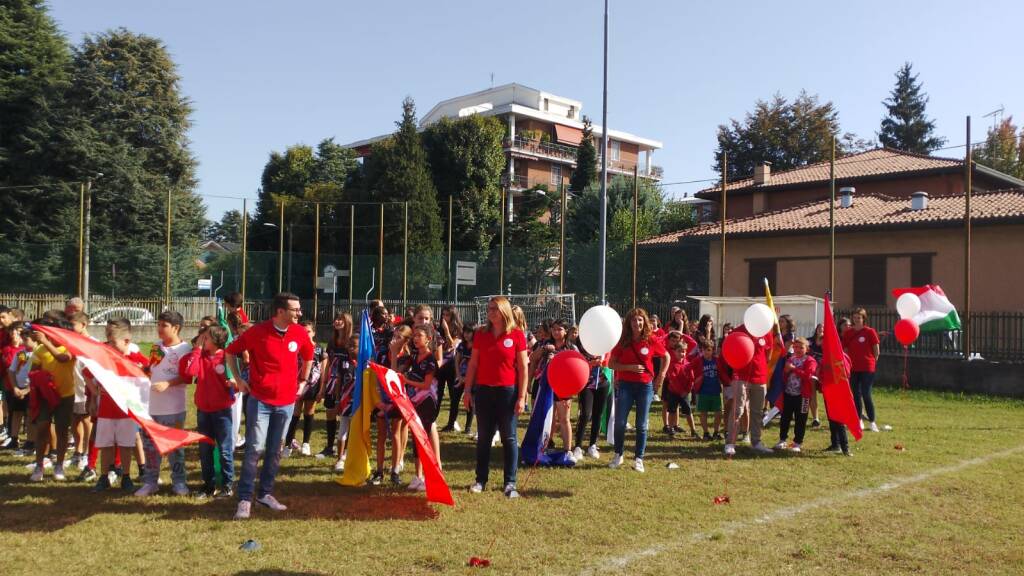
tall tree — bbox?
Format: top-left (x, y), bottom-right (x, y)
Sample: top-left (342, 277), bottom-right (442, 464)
top-left (569, 116), bottom-right (597, 193)
top-left (421, 114), bottom-right (505, 255)
top-left (878, 62), bottom-right (946, 153)
top-left (973, 116), bottom-right (1024, 180)
top-left (504, 186), bottom-right (557, 294)
top-left (713, 92), bottom-right (861, 181)
top-left (205, 209), bottom-right (245, 244)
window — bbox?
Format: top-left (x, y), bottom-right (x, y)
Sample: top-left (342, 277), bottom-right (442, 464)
top-left (610, 140), bottom-right (621, 161)
top-left (544, 98), bottom-right (549, 112)
top-left (853, 256), bottom-right (887, 306)
top-left (550, 164), bottom-right (562, 188)
top-left (568, 105), bottom-right (576, 119)
top-left (911, 254), bottom-right (932, 286)
top-left (748, 260), bottom-right (777, 297)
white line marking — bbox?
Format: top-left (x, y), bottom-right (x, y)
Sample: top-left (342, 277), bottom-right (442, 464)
top-left (581, 445), bottom-right (1024, 575)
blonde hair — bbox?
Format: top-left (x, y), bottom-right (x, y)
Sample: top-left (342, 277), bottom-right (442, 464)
top-left (793, 336), bottom-right (809, 347)
top-left (485, 296), bottom-right (517, 334)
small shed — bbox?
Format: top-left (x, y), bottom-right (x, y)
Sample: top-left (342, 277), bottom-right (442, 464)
top-left (690, 295), bottom-right (825, 336)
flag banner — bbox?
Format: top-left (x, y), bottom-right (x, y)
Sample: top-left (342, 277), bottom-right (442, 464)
top-left (821, 296), bottom-right (863, 441)
top-left (34, 325), bottom-right (213, 455)
top-left (520, 370), bottom-right (575, 467)
top-left (891, 285), bottom-right (962, 332)
top-left (352, 309), bottom-right (376, 412)
top-left (602, 366), bottom-right (615, 444)
top-left (369, 362), bottom-right (454, 507)
top-left (337, 367), bottom-right (379, 487)
top-left (764, 354), bottom-right (787, 410)
top-left (763, 278), bottom-right (788, 417)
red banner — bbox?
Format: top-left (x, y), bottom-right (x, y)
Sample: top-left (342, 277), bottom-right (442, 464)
top-left (820, 296), bottom-right (863, 440)
top-left (369, 362), bottom-right (454, 506)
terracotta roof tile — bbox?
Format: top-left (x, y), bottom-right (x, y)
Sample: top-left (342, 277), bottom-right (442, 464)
top-left (643, 189), bottom-right (1024, 244)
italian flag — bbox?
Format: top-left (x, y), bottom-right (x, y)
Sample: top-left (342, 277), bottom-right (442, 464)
top-left (891, 285), bottom-right (962, 333)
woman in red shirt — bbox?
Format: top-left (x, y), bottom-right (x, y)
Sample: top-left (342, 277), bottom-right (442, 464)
top-left (841, 308), bottom-right (880, 432)
top-left (607, 308), bottom-right (669, 473)
top-left (463, 296), bottom-right (529, 498)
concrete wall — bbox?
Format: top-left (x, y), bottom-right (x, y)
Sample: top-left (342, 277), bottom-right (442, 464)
top-left (876, 355), bottom-right (1024, 398)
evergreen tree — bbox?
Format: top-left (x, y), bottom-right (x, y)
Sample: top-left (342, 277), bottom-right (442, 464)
top-left (973, 116), bottom-right (1024, 180)
top-left (205, 209), bottom-right (246, 244)
top-left (569, 116), bottom-right (597, 193)
top-left (878, 62), bottom-right (946, 153)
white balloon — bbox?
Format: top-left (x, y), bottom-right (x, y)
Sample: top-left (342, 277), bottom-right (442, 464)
top-left (896, 292), bottom-right (921, 320)
top-left (579, 305), bottom-right (622, 356)
top-left (743, 303), bottom-right (775, 338)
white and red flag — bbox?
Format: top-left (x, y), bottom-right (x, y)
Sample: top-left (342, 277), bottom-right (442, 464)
top-left (34, 325), bottom-right (212, 455)
top-left (369, 362), bottom-right (454, 506)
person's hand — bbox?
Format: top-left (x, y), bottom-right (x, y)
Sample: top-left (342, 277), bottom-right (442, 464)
top-left (463, 389), bottom-right (473, 410)
top-left (296, 383), bottom-right (307, 398)
top-left (629, 364), bottom-right (646, 374)
top-left (544, 344), bottom-right (556, 353)
top-left (151, 380), bottom-right (171, 393)
top-left (515, 396), bottom-right (526, 415)
top-left (34, 332), bottom-right (49, 345)
top-left (235, 378), bottom-right (250, 394)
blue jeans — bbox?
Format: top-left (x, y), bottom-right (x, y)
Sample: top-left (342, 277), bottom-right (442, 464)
top-left (850, 371), bottom-right (876, 422)
top-left (197, 408), bottom-right (235, 488)
top-left (142, 412), bottom-right (187, 488)
top-left (237, 397), bottom-right (294, 502)
top-left (473, 385), bottom-right (518, 487)
top-left (613, 382), bottom-right (654, 459)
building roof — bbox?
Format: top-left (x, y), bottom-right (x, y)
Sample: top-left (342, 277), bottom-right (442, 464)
top-left (643, 188), bottom-right (1024, 244)
top-left (695, 148), bottom-right (1024, 198)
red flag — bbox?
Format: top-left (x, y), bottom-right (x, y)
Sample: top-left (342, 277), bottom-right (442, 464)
top-left (820, 296), bottom-right (863, 440)
top-left (33, 326), bottom-right (213, 454)
top-left (369, 362), bottom-right (454, 507)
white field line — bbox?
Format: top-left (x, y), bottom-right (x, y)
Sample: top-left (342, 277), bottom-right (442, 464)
top-left (581, 444), bottom-right (1024, 575)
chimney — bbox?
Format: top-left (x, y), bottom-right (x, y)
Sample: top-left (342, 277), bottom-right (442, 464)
top-left (839, 186), bottom-right (855, 208)
top-left (753, 162), bottom-right (771, 185)
top-left (911, 191), bottom-right (929, 211)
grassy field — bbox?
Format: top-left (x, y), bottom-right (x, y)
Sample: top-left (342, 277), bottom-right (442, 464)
top-left (3, 387), bottom-right (1023, 576)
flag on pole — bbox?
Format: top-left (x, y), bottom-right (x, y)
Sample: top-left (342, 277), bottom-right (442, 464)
top-left (336, 365), bottom-right (380, 487)
top-left (352, 309), bottom-right (376, 412)
top-left (763, 278), bottom-right (788, 415)
top-left (369, 362), bottom-right (454, 506)
top-left (520, 369), bottom-right (575, 467)
top-left (821, 295), bottom-right (863, 440)
top-left (891, 285), bottom-right (962, 332)
top-left (33, 325), bottom-right (212, 455)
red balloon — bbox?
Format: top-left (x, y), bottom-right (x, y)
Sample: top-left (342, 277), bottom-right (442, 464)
top-left (548, 351), bottom-right (590, 398)
top-left (722, 332), bottom-right (755, 370)
top-left (894, 319), bottom-right (920, 346)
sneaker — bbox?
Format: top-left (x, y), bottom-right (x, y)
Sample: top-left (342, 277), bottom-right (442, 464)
top-left (235, 435), bottom-right (246, 449)
top-left (723, 444), bottom-right (736, 456)
top-left (790, 444), bottom-right (802, 453)
top-left (194, 484), bottom-right (216, 499)
top-left (234, 500), bottom-right (251, 520)
top-left (587, 445), bottom-right (600, 459)
top-left (472, 432), bottom-right (478, 441)
top-left (397, 460), bottom-right (405, 473)
top-left (407, 477), bottom-right (426, 492)
top-left (256, 494), bottom-right (287, 511)
top-left (626, 422), bottom-right (635, 431)
top-left (216, 485), bottom-right (235, 499)
top-left (609, 454), bottom-right (624, 469)
top-left (390, 471), bottom-right (402, 486)
top-left (469, 482), bottom-right (484, 493)
top-left (92, 475), bottom-right (111, 492)
top-left (53, 464), bottom-right (66, 481)
top-left (135, 483), bottom-right (159, 497)
top-left (30, 466), bottom-right (44, 482)
top-left (315, 447), bottom-right (334, 460)
top-left (333, 458), bottom-right (345, 473)
top-left (78, 467), bottom-right (97, 483)
top-left (652, 394), bottom-right (661, 402)
top-left (811, 419), bottom-right (821, 428)
top-left (26, 457), bottom-right (53, 470)
top-left (824, 445), bottom-right (841, 453)
top-left (453, 422), bottom-right (462, 432)
top-left (661, 425), bottom-right (672, 434)
top-left (503, 483), bottom-right (519, 499)
top-left (842, 448), bottom-right (853, 457)
top-left (301, 442), bottom-right (311, 456)
top-left (773, 441), bottom-right (788, 450)
top-left (703, 432), bottom-right (712, 441)
top-left (370, 470), bottom-right (383, 486)
top-left (572, 446), bottom-right (584, 461)
top-left (121, 476), bottom-right (136, 492)
top-left (565, 450), bottom-right (578, 464)
top-left (752, 443), bottom-right (774, 454)
top-left (491, 432), bottom-right (500, 447)
top-left (869, 422), bottom-right (880, 433)
top-left (172, 484), bottom-right (190, 497)
top-left (281, 446), bottom-right (292, 458)
top-left (633, 458), bottom-right (645, 473)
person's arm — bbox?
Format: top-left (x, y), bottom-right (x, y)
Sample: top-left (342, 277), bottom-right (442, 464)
top-left (871, 330), bottom-right (881, 359)
top-left (653, 351), bottom-right (670, 389)
top-left (34, 333), bottom-right (72, 363)
top-left (607, 359), bottom-right (645, 374)
top-left (454, 349), bottom-right (464, 383)
top-left (226, 353), bottom-right (249, 393)
top-left (515, 349), bottom-right (529, 414)
top-left (692, 363), bottom-right (704, 394)
top-left (462, 349), bottom-right (480, 409)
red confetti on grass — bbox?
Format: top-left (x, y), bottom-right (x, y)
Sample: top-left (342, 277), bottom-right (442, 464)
top-left (894, 443), bottom-right (905, 451)
top-left (468, 557), bottom-right (491, 568)
top-left (713, 478), bottom-right (730, 504)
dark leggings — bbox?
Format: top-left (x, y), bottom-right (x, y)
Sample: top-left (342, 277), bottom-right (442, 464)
top-left (822, 396), bottom-right (849, 449)
top-left (435, 361), bottom-right (456, 416)
top-left (779, 394), bottom-right (808, 444)
top-left (574, 386), bottom-right (609, 449)
top-left (473, 385), bottom-right (518, 487)
top-left (850, 371), bottom-right (876, 422)
top-left (443, 382), bottom-right (473, 431)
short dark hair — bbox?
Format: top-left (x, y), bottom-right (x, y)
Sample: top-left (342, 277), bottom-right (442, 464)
top-left (107, 317), bottom-right (132, 329)
top-left (206, 325), bottom-right (229, 349)
top-left (272, 292), bottom-right (300, 315)
top-left (158, 310), bottom-right (184, 329)
top-left (300, 319), bottom-right (315, 328)
top-left (0, 305), bottom-right (10, 314)
top-left (225, 292), bottom-right (243, 308)
top-left (68, 311), bottom-right (89, 325)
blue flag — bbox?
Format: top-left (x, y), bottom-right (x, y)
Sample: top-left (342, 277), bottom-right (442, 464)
top-left (352, 309), bottom-right (376, 412)
top-left (519, 369), bottom-right (575, 467)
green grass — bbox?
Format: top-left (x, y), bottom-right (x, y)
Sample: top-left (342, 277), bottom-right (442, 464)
top-left (3, 387), bottom-right (1023, 575)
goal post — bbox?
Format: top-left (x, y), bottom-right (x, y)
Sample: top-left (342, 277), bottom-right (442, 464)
top-left (473, 293), bottom-right (576, 331)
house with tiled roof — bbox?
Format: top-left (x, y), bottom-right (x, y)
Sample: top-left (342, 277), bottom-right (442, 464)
top-left (644, 149), bottom-right (1024, 311)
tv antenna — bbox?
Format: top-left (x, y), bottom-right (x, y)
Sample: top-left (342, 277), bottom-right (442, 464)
top-left (983, 105), bottom-right (1005, 130)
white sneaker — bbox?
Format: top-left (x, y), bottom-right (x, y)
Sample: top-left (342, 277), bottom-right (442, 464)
top-left (469, 482), bottom-right (484, 493)
top-left (472, 432), bottom-right (478, 441)
top-left (397, 460), bottom-right (405, 473)
top-left (256, 494), bottom-right (287, 511)
top-left (172, 484), bottom-right (190, 497)
top-left (572, 446), bottom-right (584, 461)
top-left (301, 442), bottom-right (311, 456)
top-left (453, 422), bottom-right (462, 432)
top-left (503, 483), bottom-right (520, 499)
top-left (609, 454), bottom-right (624, 469)
top-left (773, 441), bottom-right (788, 450)
top-left (30, 466), bottom-right (44, 482)
top-left (407, 477), bottom-right (426, 492)
top-left (492, 431), bottom-right (500, 447)
top-left (235, 435), bottom-right (246, 449)
top-left (282, 446), bottom-right (292, 458)
top-left (633, 458), bottom-right (645, 473)
top-left (869, 422), bottom-right (880, 433)
top-left (234, 500), bottom-right (251, 520)
top-left (752, 443), bottom-right (774, 454)
top-left (53, 465), bottom-right (66, 481)
top-left (790, 444), bottom-right (802, 453)
top-left (134, 483), bottom-right (159, 497)
top-left (333, 458), bottom-right (345, 473)
top-left (652, 394), bottom-right (661, 402)
top-left (587, 445), bottom-right (600, 459)
top-left (626, 422), bottom-right (635, 431)
top-left (565, 450), bottom-right (578, 464)
top-left (724, 444), bottom-right (736, 456)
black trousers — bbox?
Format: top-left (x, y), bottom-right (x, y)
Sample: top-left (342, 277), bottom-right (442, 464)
top-left (473, 386), bottom-right (518, 487)
top-left (435, 360), bottom-right (457, 419)
top-left (778, 393), bottom-right (808, 444)
top-left (574, 386), bottom-right (609, 449)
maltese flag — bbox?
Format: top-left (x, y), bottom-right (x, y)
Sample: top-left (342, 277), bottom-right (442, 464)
top-left (34, 325), bottom-right (212, 455)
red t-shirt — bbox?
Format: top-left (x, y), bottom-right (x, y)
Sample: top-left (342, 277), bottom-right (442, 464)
top-left (472, 327), bottom-right (527, 387)
top-left (236, 307), bottom-right (250, 325)
top-left (842, 326), bottom-right (879, 373)
top-left (225, 320), bottom-right (314, 406)
top-left (610, 337), bottom-right (667, 384)
top-left (665, 357), bottom-right (694, 396)
top-left (181, 347), bottom-right (235, 412)
top-left (97, 351), bottom-right (150, 419)
top-left (734, 325), bottom-right (774, 385)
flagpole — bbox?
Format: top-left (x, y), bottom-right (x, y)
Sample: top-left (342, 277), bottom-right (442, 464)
top-left (349, 205), bottom-right (355, 307)
top-left (829, 136), bottom-right (836, 298)
top-left (963, 116), bottom-right (972, 359)
top-left (378, 203), bottom-right (384, 300)
top-left (240, 198), bottom-right (248, 302)
top-left (598, 0), bottom-right (609, 305)
top-left (720, 151), bottom-right (727, 297)
top-left (313, 202), bottom-right (320, 326)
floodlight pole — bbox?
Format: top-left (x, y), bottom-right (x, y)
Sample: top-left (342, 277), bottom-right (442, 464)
top-left (598, 0), bottom-right (609, 305)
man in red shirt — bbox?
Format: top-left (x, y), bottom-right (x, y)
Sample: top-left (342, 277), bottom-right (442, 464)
top-left (226, 292), bottom-right (313, 520)
top-left (724, 324), bottom-right (775, 456)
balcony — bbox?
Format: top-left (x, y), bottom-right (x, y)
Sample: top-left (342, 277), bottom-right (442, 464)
top-left (596, 156), bottom-right (664, 180)
top-left (504, 136), bottom-right (578, 164)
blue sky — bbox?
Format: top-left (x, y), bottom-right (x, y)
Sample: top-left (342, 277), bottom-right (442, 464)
top-left (48, 0), bottom-right (1024, 220)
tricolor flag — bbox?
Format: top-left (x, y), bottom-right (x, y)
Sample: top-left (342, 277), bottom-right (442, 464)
top-left (520, 369), bottom-right (575, 467)
top-left (337, 309), bottom-right (378, 487)
top-left (891, 285), bottom-right (962, 332)
top-left (821, 295), bottom-right (863, 441)
top-left (33, 325), bottom-right (212, 455)
top-left (369, 362), bottom-right (454, 506)
top-left (763, 278), bottom-right (788, 423)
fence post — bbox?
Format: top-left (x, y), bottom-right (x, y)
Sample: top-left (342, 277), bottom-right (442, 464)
top-left (164, 187), bottom-right (172, 309)
top-left (313, 202), bottom-right (320, 325)
top-left (349, 204), bottom-right (354, 307)
top-left (241, 198), bottom-right (248, 302)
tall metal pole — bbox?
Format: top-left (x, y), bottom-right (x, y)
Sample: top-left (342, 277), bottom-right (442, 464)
top-left (78, 182), bottom-right (85, 296)
top-left (499, 187), bottom-right (505, 292)
top-left (829, 136), bottom-right (836, 298)
top-left (403, 201), bottom-right (409, 307)
top-left (964, 116), bottom-right (973, 359)
top-left (277, 200), bottom-right (284, 294)
top-left (378, 203), bottom-right (384, 300)
top-left (447, 195), bottom-right (453, 299)
top-left (82, 178), bottom-right (92, 304)
top-left (560, 183), bottom-right (567, 294)
top-left (349, 205), bottom-right (354, 306)
top-left (631, 165), bottom-right (638, 308)
top-left (598, 0), bottom-right (609, 304)
top-left (313, 203), bottom-right (320, 325)
top-left (240, 198), bottom-right (248, 302)
top-left (165, 187), bottom-right (172, 307)
top-left (719, 152), bottom-right (727, 297)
